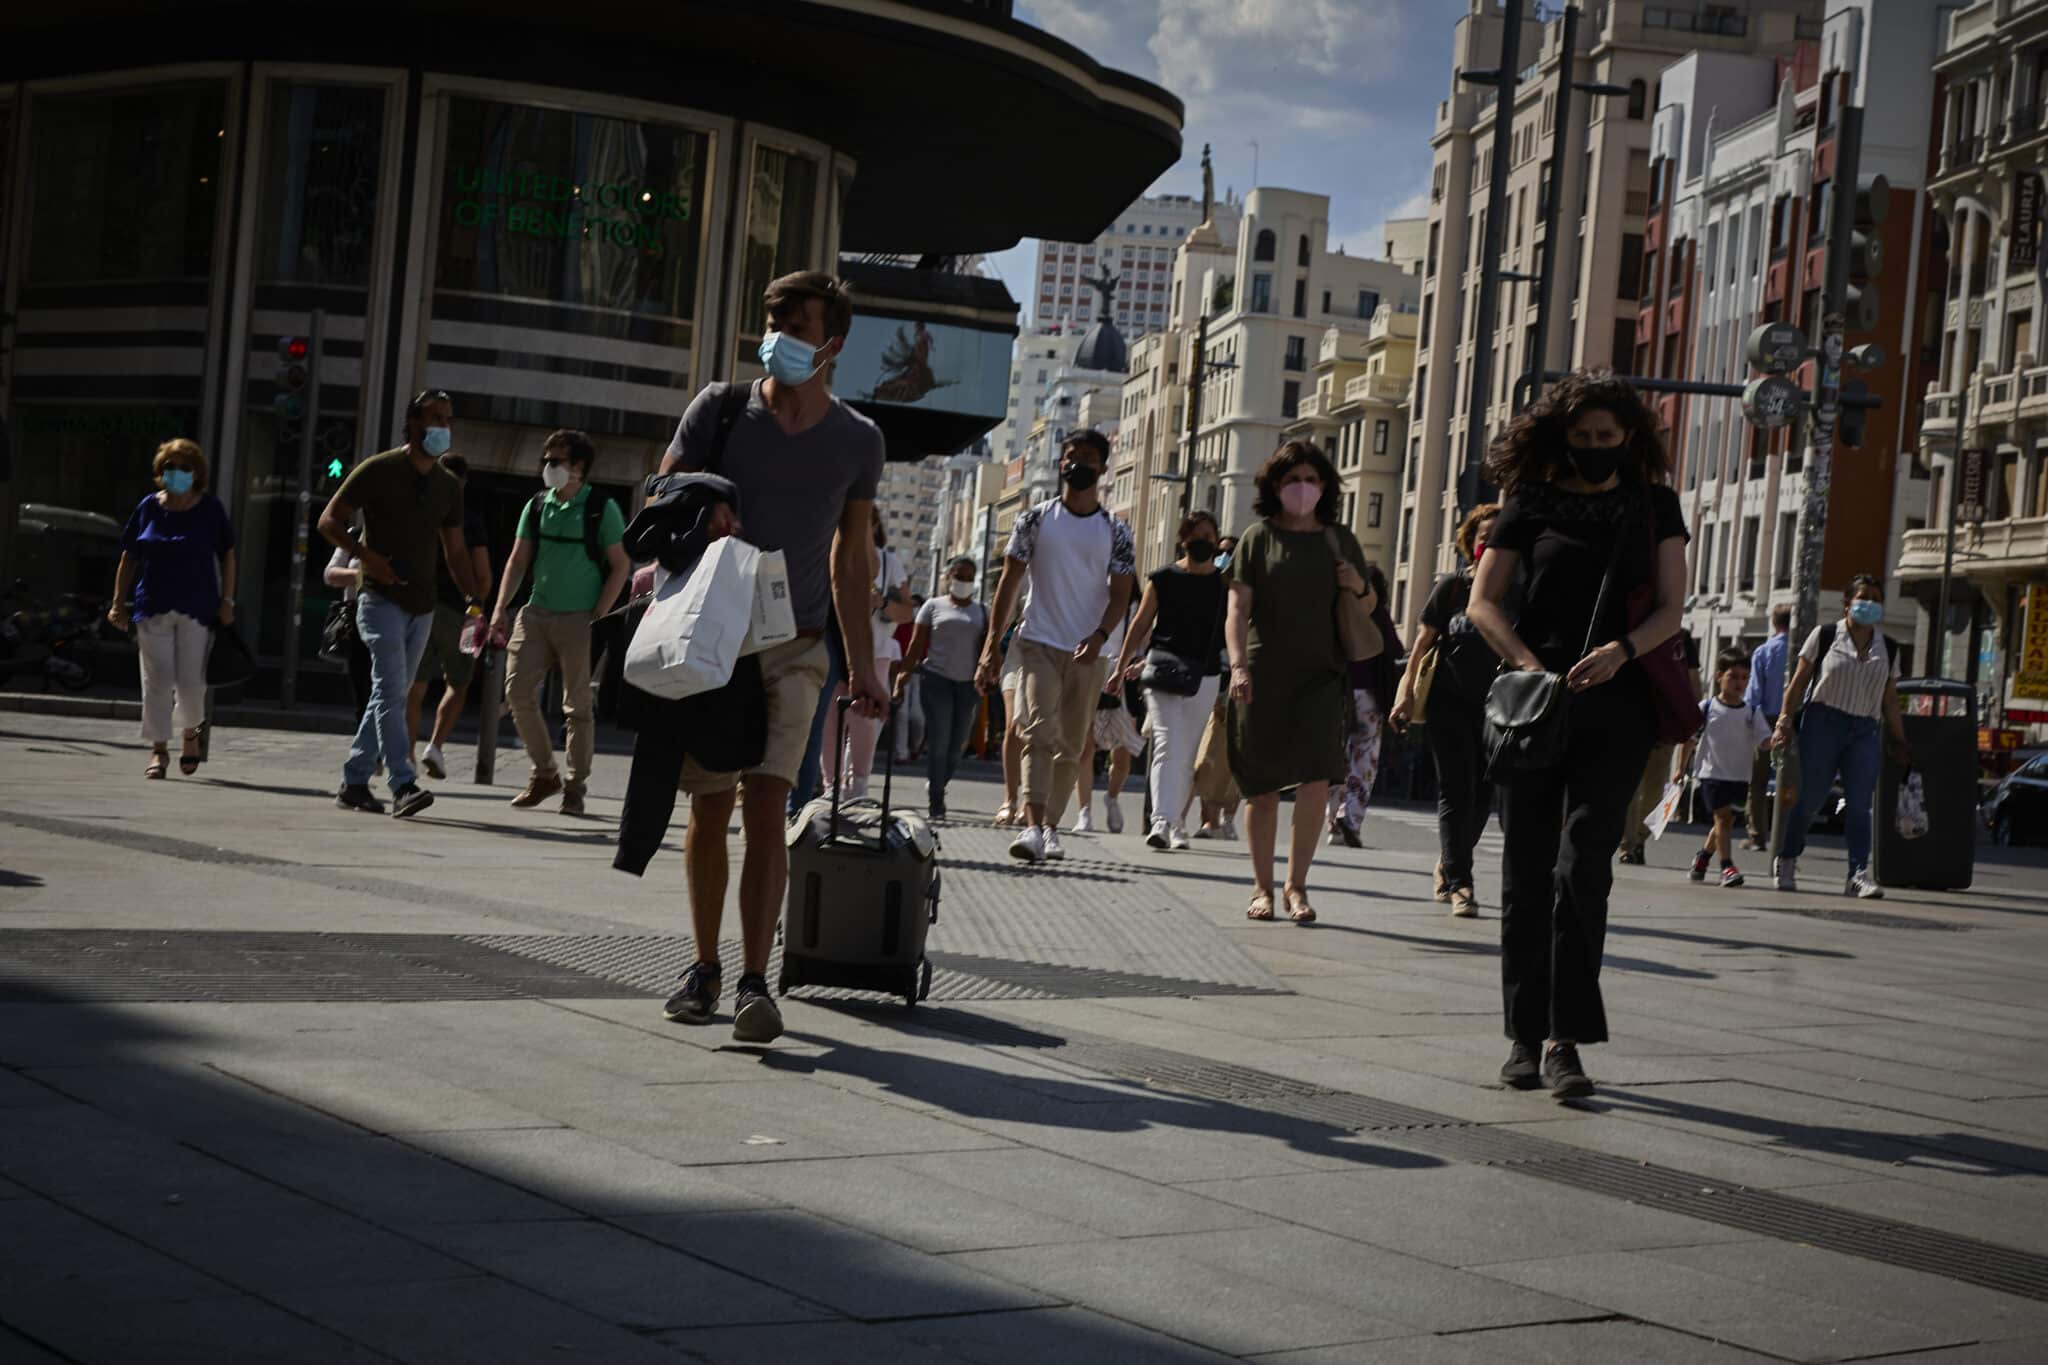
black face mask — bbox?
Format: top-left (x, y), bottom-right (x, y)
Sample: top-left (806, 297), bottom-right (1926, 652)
top-left (1565, 444), bottom-right (1624, 485)
top-left (1184, 539), bottom-right (1217, 563)
top-left (1062, 462), bottom-right (1100, 492)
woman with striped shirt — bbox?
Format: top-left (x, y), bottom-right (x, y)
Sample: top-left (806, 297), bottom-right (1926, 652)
top-left (1769, 574), bottom-right (1911, 898)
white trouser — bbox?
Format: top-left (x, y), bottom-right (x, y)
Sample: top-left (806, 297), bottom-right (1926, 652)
top-left (136, 611), bottom-right (210, 744)
top-left (1146, 674), bottom-right (1220, 830)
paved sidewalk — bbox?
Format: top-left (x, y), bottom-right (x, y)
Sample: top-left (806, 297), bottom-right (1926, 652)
top-left (4, 716), bottom-right (2048, 1363)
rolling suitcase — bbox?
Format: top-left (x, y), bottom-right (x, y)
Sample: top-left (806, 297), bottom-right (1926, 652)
top-left (780, 698), bottom-right (939, 1008)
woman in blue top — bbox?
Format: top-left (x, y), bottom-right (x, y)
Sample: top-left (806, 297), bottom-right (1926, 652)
top-left (107, 439), bottom-right (237, 778)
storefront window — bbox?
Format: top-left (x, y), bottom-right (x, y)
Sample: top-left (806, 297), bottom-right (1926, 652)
top-left (735, 144), bottom-right (819, 357)
top-left (260, 84), bottom-right (386, 285)
top-left (436, 97), bottom-right (708, 326)
top-left (28, 84), bottom-right (225, 286)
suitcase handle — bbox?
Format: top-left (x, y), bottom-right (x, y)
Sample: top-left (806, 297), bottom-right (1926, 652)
top-left (832, 692), bottom-right (898, 854)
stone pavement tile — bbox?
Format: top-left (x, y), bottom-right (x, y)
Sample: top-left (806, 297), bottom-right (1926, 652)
top-left (1679, 1054), bottom-right (2048, 1133)
top-left (1863, 1342), bottom-right (2048, 1364)
top-left (0, 1196), bottom-right (235, 1310)
top-left (1096, 992), bottom-right (1455, 1042)
top-left (902, 1305), bottom-right (1243, 1363)
top-left (1963, 1095), bottom-right (2048, 1139)
top-left (0, 1102), bottom-right (254, 1198)
top-left (652, 1320), bottom-right (960, 1364)
top-left (0, 1068), bottom-right (65, 1107)
top-left (623, 1208), bottom-right (1058, 1319)
top-left (1145, 1223), bottom-right (1600, 1335)
top-left (1648, 1241), bottom-right (2048, 1342)
top-left (207, 1057), bottom-right (565, 1134)
top-left (415, 1218), bottom-right (832, 1329)
top-left (1792, 1177), bottom-right (2048, 1255)
top-left (705, 1154), bottom-right (1099, 1253)
top-left (1180, 1165), bottom-right (1751, 1267)
top-left (1324, 1030), bottom-right (1735, 1089)
top-left (1247, 1334), bottom-right (1503, 1365)
top-left (1756, 1023), bottom-right (2048, 1078)
top-left (278, 1275), bottom-right (685, 1365)
top-left (0, 1002), bottom-right (191, 1068)
top-left (1252, 1318), bottom-right (1780, 1364)
top-left (949, 1239), bottom-right (1415, 1356)
top-left (191, 1130), bottom-right (577, 1226)
top-left (1473, 1249), bottom-right (1962, 1359)
top-left (753, 1027), bottom-right (1154, 1116)
top-left (1491, 1115), bottom-right (1869, 1192)
top-left (403, 1127), bottom-right (778, 1217)
top-left (0, 1327), bottom-right (67, 1364)
top-left (23, 1061), bottom-right (349, 1145)
top-left (59, 1178), bottom-right (477, 1295)
top-left (890, 1147), bottom-right (1275, 1238)
top-left (3, 1291), bottom-right (386, 1364)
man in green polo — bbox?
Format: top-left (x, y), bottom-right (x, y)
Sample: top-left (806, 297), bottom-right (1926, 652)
top-left (490, 428), bottom-right (629, 815)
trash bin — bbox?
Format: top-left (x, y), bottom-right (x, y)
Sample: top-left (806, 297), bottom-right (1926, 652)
top-left (1874, 678), bottom-right (1976, 890)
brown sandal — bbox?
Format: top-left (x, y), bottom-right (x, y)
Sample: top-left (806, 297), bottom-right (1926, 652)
top-left (1284, 887), bottom-right (1317, 924)
top-left (1246, 888), bottom-right (1276, 921)
top-left (145, 750), bottom-right (169, 780)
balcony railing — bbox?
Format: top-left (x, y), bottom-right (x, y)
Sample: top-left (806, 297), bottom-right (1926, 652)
top-left (1344, 373), bottom-right (1410, 405)
top-left (1952, 132), bottom-right (1987, 169)
top-left (1899, 517), bottom-right (2048, 576)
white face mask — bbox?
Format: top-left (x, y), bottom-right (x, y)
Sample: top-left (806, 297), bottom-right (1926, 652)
top-left (948, 578), bottom-right (975, 601)
top-left (542, 462), bottom-right (571, 491)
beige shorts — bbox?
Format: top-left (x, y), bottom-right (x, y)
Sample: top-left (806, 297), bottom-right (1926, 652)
top-left (678, 635), bottom-right (831, 796)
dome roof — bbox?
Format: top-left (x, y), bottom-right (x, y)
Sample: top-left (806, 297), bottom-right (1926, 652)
top-left (1073, 317), bottom-right (1128, 374)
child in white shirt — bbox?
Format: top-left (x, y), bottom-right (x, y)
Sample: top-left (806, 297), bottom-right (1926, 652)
top-left (1681, 647), bottom-right (1774, 887)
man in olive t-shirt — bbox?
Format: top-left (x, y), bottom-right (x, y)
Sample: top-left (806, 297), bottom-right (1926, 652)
top-left (317, 390), bottom-right (481, 818)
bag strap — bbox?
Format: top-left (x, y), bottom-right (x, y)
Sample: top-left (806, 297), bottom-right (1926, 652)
top-left (1814, 620), bottom-right (1837, 690)
top-left (706, 381), bottom-right (753, 477)
top-left (1581, 500), bottom-right (1635, 660)
top-left (582, 495), bottom-right (608, 569)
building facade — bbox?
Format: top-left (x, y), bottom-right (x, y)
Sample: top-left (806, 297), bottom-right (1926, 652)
top-left (1029, 192), bottom-right (1235, 340)
top-left (1397, 0), bottom-right (1822, 635)
top-left (1281, 305), bottom-right (1419, 573)
top-left (1899, 0), bottom-right (2048, 727)
top-left (1652, 1), bottom-right (1943, 672)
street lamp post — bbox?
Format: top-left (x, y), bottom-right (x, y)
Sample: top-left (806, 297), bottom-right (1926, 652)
top-left (1454, 7), bottom-right (1524, 520)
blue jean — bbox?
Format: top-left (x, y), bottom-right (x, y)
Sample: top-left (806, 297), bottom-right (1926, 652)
top-left (343, 592), bottom-right (432, 793)
top-left (790, 626), bottom-right (848, 812)
top-left (920, 671), bottom-right (980, 807)
top-left (1779, 702), bottom-right (1880, 869)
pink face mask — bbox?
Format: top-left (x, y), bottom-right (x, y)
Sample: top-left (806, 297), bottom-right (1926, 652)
top-left (1280, 482), bottom-right (1321, 518)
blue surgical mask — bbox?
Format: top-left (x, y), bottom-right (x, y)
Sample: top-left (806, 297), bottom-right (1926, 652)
top-left (1213, 551), bottom-right (1231, 572)
top-left (1848, 599), bottom-right (1884, 627)
top-left (160, 468), bottom-right (195, 495)
top-left (758, 330), bottom-right (825, 386)
top-left (421, 426), bottom-right (453, 457)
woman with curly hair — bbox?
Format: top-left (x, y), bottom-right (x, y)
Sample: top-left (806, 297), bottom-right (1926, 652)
top-left (1224, 439), bottom-right (1373, 924)
top-left (1464, 371), bottom-right (1688, 1099)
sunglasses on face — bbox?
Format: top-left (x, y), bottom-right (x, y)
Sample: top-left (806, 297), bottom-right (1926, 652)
top-left (542, 456), bottom-right (569, 467)
top-left (161, 464), bottom-right (192, 474)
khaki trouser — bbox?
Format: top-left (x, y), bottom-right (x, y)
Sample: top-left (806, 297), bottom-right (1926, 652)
top-left (1624, 743), bottom-right (1676, 847)
top-left (1015, 638), bottom-right (1099, 826)
top-left (505, 606), bottom-right (594, 788)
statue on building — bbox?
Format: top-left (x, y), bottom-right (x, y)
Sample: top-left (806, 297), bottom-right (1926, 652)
top-left (1201, 142), bottom-right (1214, 224)
top-left (1083, 268), bottom-right (1120, 313)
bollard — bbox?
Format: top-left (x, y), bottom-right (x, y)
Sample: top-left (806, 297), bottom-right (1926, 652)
top-left (473, 644), bottom-right (503, 785)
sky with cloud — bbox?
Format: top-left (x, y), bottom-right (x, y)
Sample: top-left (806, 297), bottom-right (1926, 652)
top-left (987, 0), bottom-right (1469, 320)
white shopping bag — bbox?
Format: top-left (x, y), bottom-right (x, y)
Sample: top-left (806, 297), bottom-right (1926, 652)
top-left (1644, 779), bottom-right (1686, 841)
top-left (741, 549), bottom-right (797, 656)
top-left (1896, 768), bottom-right (1930, 840)
top-left (623, 537), bottom-right (757, 699)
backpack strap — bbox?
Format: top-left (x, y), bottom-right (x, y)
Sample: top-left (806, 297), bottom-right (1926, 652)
top-left (1813, 620), bottom-right (1837, 691)
top-left (582, 494), bottom-right (609, 569)
top-left (706, 381), bottom-right (753, 477)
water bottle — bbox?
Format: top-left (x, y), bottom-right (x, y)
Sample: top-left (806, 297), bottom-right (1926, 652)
top-left (460, 603), bottom-right (488, 657)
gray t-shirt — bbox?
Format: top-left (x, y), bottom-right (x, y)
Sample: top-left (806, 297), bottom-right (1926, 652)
top-left (667, 381), bottom-right (885, 631)
top-left (915, 595), bottom-right (988, 683)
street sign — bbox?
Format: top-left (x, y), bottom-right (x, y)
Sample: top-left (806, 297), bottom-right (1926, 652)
top-left (1742, 374), bottom-right (1803, 428)
top-left (2016, 584), bottom-right (2048, 702)
top-left (2013, 171), bottom-right (2043, 272)
top-left (1746, 321), bottom-right (1807, 374)
top-left (1959, 447), bottom-right (1990, 526)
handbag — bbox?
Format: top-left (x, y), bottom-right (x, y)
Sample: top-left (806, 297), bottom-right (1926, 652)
top-left (1323, 527), bottom-right (1384, 663)
top-left (206, 622), bottom-right (258, 689)
top-left (1624, 504), bottom-right (1704, 746)
top-left (1140, 575), bottom-right (1222, 698)
top-left (318, 596), bottom-right (359, 662)
top-left (1410, 641), bottom-right (1438, 726)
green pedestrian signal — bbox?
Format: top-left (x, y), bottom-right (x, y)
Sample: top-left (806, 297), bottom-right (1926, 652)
top-left (327, 457), bottom-right (345, 479)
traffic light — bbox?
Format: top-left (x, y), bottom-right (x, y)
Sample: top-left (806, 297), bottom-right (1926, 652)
top-left (1842, 173), bottom-right (1888, 333)
top-left (275, 334), bottom-right (311, 449)
top-left (1838, 377), bottom-right (1871, 447)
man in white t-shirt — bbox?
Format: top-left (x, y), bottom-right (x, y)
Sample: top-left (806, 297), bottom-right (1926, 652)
top-left (976, 430), bottom-right (1135, 863)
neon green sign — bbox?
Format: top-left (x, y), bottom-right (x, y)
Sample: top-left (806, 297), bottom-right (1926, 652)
top-left (449, 165), bottom-right (689, 253)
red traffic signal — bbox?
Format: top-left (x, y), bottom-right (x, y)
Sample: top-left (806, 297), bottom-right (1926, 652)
top-left (278, 335), bottom-right (310, 362)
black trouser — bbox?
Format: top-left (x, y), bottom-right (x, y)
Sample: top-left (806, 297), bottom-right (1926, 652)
top-left (919, 671), bottom-right (980, 808)
top-left (1498, 679), bottom-right (1653, 1047)
top-left (1427, 694), bottom-right (1492, 890)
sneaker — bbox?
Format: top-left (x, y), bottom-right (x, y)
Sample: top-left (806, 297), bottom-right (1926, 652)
top-left (1742, 836), bottom-right (1768, 853)
top-left (1009, 825), bottom-right (1048, 863)
top-left (511, 771), bottom-right (563, 809)
top-left (732, 974), bottom-right (784, 1044)
top-left (1689, 849), bottom-right (1711, 883)
top-left (1104, 797), bottom-right (1124, 834)
top-left (1168, 824), bottom-right (1192, 851)
top-left (1720, 865), bottom-right (1745, 889)
top-left (1043, 828), bottom-right (1067, 861)
top-left (1218, 815), bottom-right (1238, 841)
top-left (1500, 1041), bottom-right (1543, 1089)
top-left (929, 801), bottom-right (947, 823)
top-left (1146, 820), bottom-right (1170, 850)
top-left (1191, 824), bottom-right (1215, 840)
top-left (1333, 818), bottom-right (1362, 849)
top-left (560, 784), bottom-right (586, 817)
top-left (1072, 806), bottom-right (1095, 834)
top-left (1449, 887), bottom-right (1478, 918)
top-left (1847, 865), bottom-right (1884, 899)
top-left (1542, 1042), bottom-right (1595, 1100)
top-left (662, 962), bottom-right (721, 1023)
top-left (335, 782), bottom-right (385, 815)
top-left (1433, 863), bottom-right (1452, 903)
top-left (391, 783), bottom-right (435, 819)
top-left (421, 744), bottom-right (447, 781)
top-left (1774, 856), bottom-right (1798, 892)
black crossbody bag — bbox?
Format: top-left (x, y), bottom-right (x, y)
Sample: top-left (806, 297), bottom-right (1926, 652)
top-left (1140, 574), bottom-right (1222, 698)
top-left (1482, 510), bottom-right (1629, 781)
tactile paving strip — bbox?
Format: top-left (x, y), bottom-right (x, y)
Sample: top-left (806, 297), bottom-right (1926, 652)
top-left (896, 1005), bottom-right (2048, 1304)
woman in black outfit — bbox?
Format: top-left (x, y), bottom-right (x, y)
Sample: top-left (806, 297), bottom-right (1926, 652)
top-left (1464, 371), bottom-right (1688, 1100)
top-left (1390, 503), bottom-right (1499, 919)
